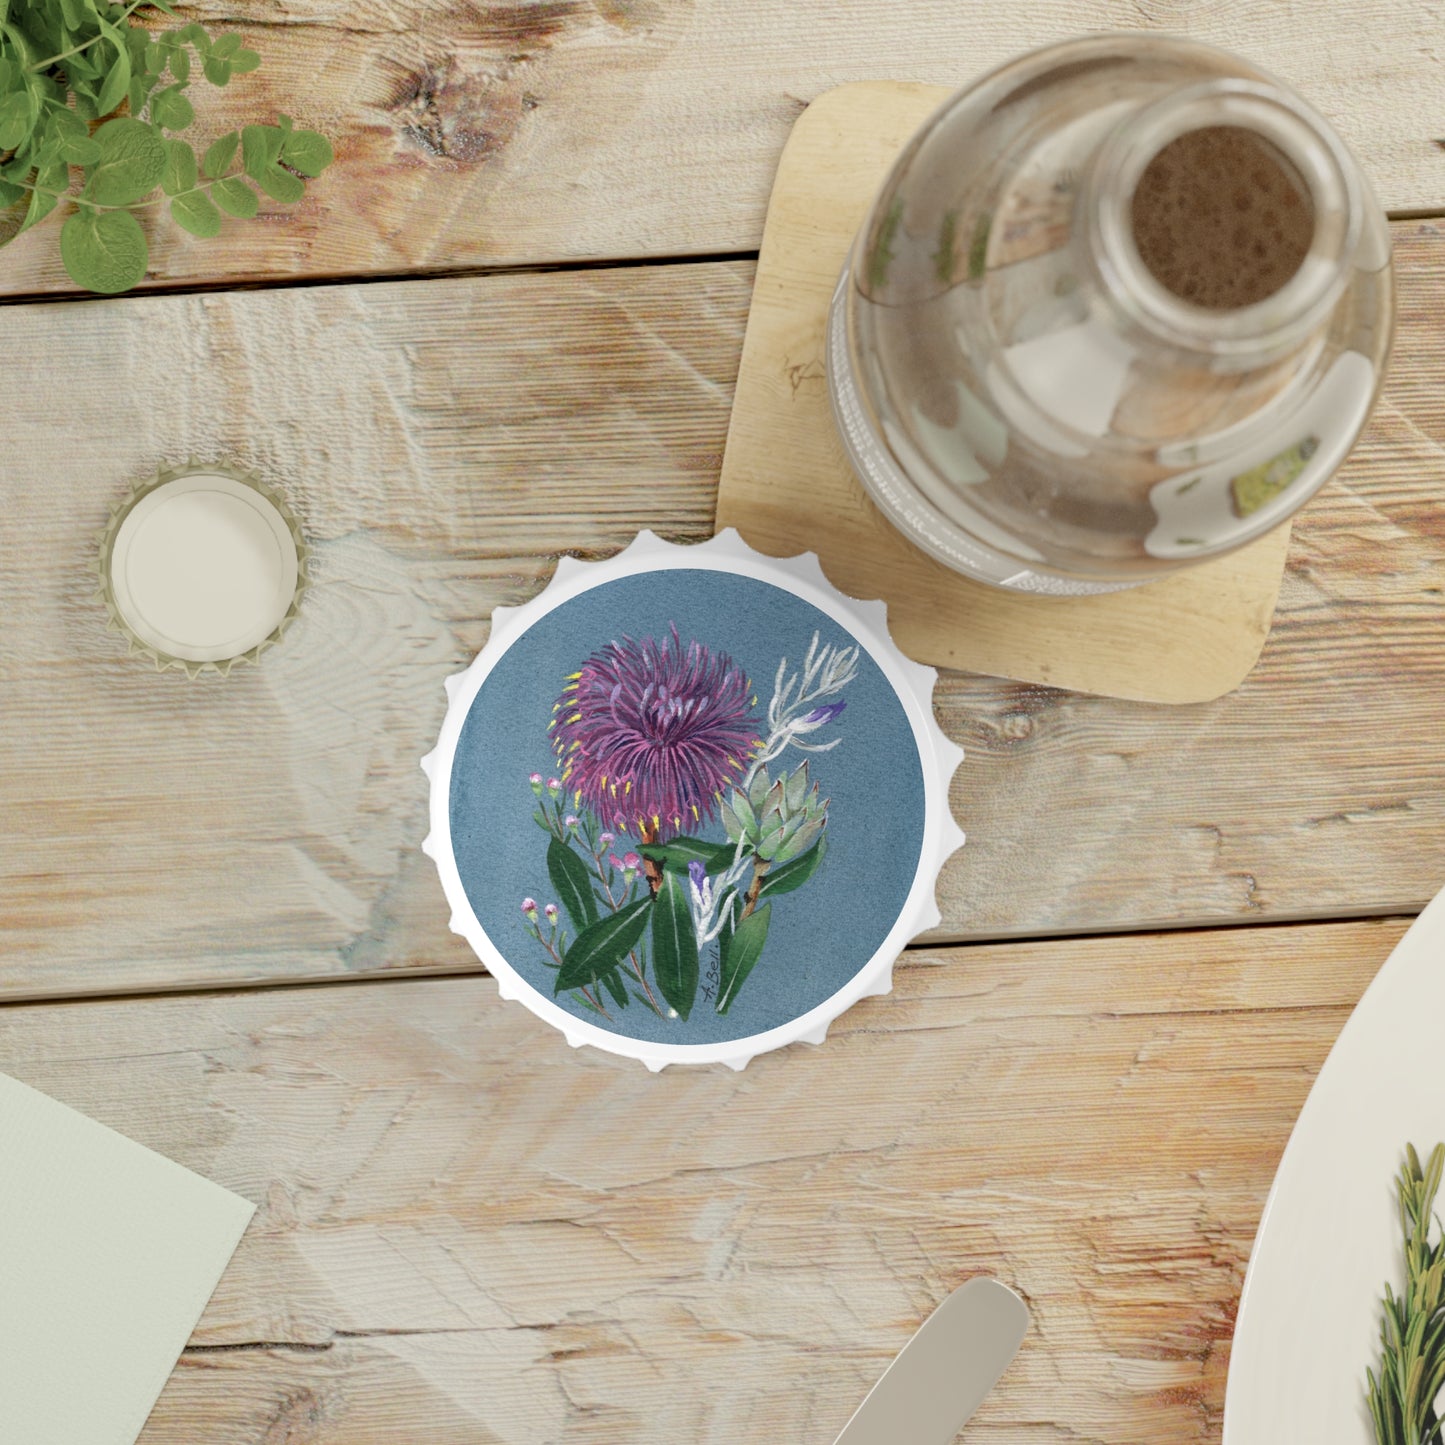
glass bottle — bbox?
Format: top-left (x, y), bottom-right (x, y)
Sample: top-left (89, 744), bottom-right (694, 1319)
top-left (827, 34), bottom-right (1394, 595)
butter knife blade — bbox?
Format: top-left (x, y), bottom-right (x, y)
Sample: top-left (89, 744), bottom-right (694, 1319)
top-left (832, 1277), bottom-right (1029, 1445)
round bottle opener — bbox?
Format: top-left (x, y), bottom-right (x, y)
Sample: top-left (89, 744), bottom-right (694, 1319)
top-left (422, 530), bottom-right (964, 1071)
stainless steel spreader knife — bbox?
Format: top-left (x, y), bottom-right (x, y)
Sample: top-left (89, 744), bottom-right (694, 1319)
top-left (831, 1278), bottom-right (1030, 1445)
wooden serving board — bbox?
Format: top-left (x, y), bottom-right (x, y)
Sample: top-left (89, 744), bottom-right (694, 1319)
top-left (715, 81), bottom-right (1294, 705)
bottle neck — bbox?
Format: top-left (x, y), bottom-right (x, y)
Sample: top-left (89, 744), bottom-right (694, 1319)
top-left (1082, 79), bottom-right (1362, 370)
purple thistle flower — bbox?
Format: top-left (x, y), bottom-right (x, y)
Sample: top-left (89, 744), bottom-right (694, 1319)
top-left (551, 623), bottom-right (757, 841)
top-left (803, 701), bottom-right (847, 727)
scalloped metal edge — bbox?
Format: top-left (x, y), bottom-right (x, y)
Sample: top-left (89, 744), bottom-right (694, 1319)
top-left (95, 459), bottom-right (310, 680)
top-left (421, 528), bottom-right (965, 1071)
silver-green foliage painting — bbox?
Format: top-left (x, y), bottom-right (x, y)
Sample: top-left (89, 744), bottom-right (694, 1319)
top-left (0, 0), bottom-right (332, 292)
top-left (519, 626), bottom-right (857, 1024)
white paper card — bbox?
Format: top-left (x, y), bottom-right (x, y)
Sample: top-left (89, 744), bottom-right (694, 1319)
top-left (0, 1072), bottom-right (255, 1445)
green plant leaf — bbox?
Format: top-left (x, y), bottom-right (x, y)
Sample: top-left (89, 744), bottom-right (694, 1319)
top-left (547, 837), bottom-right (598, 933)
top-left (253, 161), bottom-right (302, 203)
top-left (59, 206), bottom-right (147, 293)
top-left (151, 83), bottom-right (193, 131)
top-left (231, 47), bottom-right (259, 74)
top-left (555, 895), bottom-right (652, 995)
top-left (638, 836), bottom-right (737, 876)
top-left (201, 129), bottom-right (238, 178)
top-left (170, 188), bottom-right (218, 237)
top-left (201, 55), bottom-right (231, 87)
top-left (166, 41), bottom-right (189, 83)
top-left (241, 122), bottom-right (282, 178)
top-left (279, 127), bottom-right (331, 176)
top-left (59, 130), bottom-right (101, 165)
top-left (0, 90), bottom-right (33, 151)
top-left (716, 903), bottom-right (770, 1015)
top-left (85, 117), bottom-right (165, 205)
top-left (18, 156), bottom-right (65, 233)
top-left (93, 23), bottom-right (130, 116)
top-left (650, 871), bottom-right (699, 1020)
top-left (210, 173), bottom-right (256, 217)
top-left (758, 835), bottom-right (827, 899)
top-left (160, 137), bottom-right (195, 195)
top-left (210, 32), bottom-right (241, 59)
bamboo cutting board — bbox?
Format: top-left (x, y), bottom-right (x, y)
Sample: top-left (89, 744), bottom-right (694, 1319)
top-left (715, 81), bottom-right (1294, 704)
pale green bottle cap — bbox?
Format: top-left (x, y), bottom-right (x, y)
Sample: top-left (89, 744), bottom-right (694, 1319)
top-left (96, 462), bottom-right (308, 678)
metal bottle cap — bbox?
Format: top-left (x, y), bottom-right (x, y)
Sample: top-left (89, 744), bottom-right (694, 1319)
top-left (96, 461), bottom-right (308, 678)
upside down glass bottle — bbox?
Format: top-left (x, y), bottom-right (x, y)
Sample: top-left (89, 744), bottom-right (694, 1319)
top-left (827, 34), bottom-right (1394, 595)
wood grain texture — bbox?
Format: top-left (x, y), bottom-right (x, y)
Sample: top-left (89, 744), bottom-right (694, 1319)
top-left (2, 0), bottom-right (1445, 295)
top-left (0, 917), bottom-right (1408, 1442)
top-left (716, 81), bottom-right (1293, 705)
top-left (2, 233), bottom-right (1443, 1002)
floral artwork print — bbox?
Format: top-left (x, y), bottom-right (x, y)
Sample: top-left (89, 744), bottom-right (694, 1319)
top-left (518, 625), bottom-right (857, 1022)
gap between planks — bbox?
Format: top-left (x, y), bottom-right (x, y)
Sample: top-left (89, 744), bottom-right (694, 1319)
top-left (0, 908), bottom-right (1419, 1015)
top-left (2, 198), bottom-right (1443, 308)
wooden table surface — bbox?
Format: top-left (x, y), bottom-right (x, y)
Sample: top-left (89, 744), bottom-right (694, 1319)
top-left (3, 3), bottom-right (1443, 1441)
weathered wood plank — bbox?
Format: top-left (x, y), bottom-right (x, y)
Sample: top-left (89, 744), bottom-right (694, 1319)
top-left (2, 0), bottom-right (1445, 295)
top-left (3, 230), bottom-right (1443, 1002)
top-left (0, 918), bottom-right (1407, 1442)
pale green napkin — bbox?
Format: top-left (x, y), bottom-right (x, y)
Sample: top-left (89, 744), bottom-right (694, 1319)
top-left (0, 1072), bottom-right (254, 1445)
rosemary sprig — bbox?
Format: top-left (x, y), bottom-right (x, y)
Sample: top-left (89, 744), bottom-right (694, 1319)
top-left (1368, 1144), bottom-right (1445, 1445)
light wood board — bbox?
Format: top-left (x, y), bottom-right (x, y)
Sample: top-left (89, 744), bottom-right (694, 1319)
top-left (0, 917), bottom-right (1407, 1443)
top-left (715, 81), bottom-right (1293, 703)
top-left (1, 1), bottom-right (1444, 296)
top-left (2, 236), bottom-right (1442, 1002)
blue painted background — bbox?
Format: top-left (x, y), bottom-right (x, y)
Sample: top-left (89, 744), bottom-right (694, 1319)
top-left (449, 569), bottom-right (926, 1046)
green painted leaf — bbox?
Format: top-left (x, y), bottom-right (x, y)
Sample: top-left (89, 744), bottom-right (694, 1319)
top-left (601, 968), bottom-right (629, 1009)
top-left (279, 127), bottom-right (331, 177)
top-left (201, 130), bottom-right (239, 178)
top-left (160, 137), bottom-right (195, 195)
top-left (716, 903), bottom-right (770, 1015)
top-left (554, 895), bottom-right (651, 994)
top-left (85, 117), bottom-right (165, 205)
top-left (59, 206), bottom-right (147, 293)
top-left (638, 836), bottom-right (736, 876)
top-left (547, 837), bottom-right (598, 933)
top-left (650, 871), bottom-right (699, 1021)
top-left (170, 189), bottom-right (219, 237)
top-left (253, 161), bottom-right (302, 203)
top-left (758, 835), bottom-right (827, 899)
top-left (210, 174), bottom-right (256, 218)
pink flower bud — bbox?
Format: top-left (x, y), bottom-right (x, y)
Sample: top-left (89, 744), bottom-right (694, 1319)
top-left (544, 903), bottom-right (558, 920)
top-left (520, 897), bottom-right (538, 915)
top-left (546, 777), bottom-right (562, 796)
top-left (622, 851), bottom-right (642, 871)
top-left (599, 831), bottom-right (615, 846)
